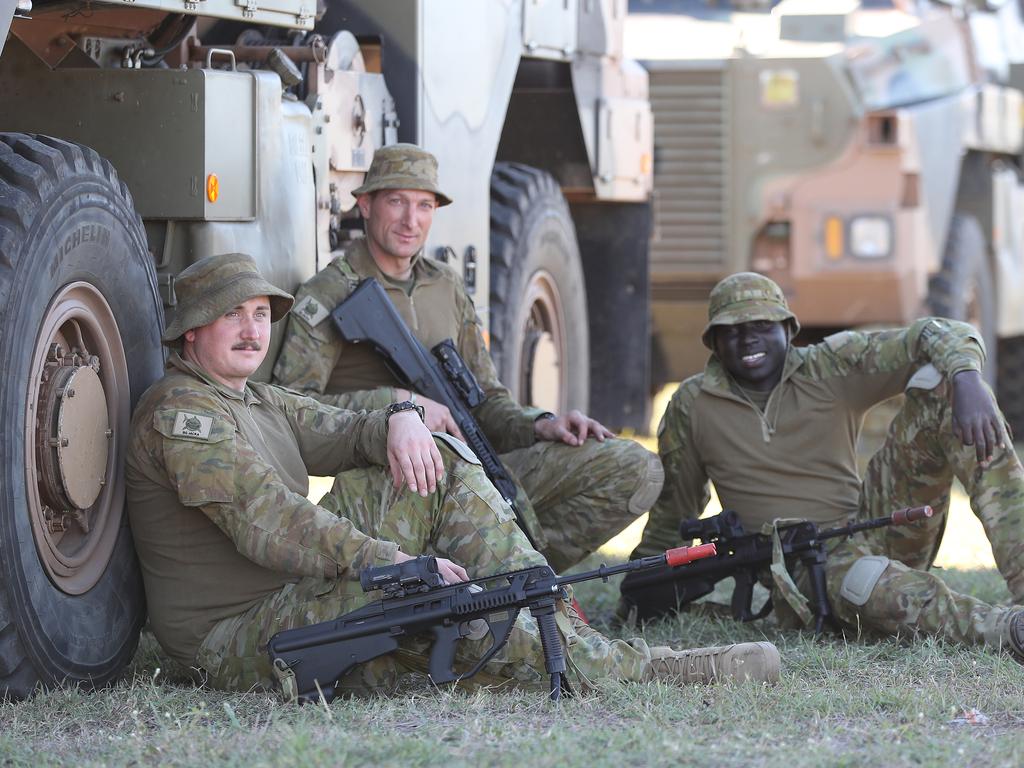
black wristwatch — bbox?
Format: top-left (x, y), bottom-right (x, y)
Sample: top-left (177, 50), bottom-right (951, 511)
top-left (385, 400), bottom-right (425, 424)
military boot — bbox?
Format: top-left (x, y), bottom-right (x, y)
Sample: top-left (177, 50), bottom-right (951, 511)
top-left (644, 641), bottom-right (781, 685)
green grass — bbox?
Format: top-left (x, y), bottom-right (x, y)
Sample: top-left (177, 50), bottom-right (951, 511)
top-left (2, 565), bottom-right (1022, 768)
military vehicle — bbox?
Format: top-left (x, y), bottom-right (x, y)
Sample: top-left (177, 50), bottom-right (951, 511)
top-left (628, 0), bottom-right (1024, 433)
top-left (0, 0), bottom-right (653, 697)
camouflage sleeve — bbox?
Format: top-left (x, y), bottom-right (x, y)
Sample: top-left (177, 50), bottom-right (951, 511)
top-left (810, 317), bottom-right (985, 411)
top-left (271, 287), bottom-right (399, 411)
top-left (256, 383), bottom-right (390, 476)
top-left (153, 400), bottom-right (397, 580)
top-left (455, 286), bottom-right (544, 452)
top-left (635, 379), bottom-right (711, 557)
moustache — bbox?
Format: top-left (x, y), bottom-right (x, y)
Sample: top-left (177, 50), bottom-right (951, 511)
top-left (232, 342), bottom-right (262, 351)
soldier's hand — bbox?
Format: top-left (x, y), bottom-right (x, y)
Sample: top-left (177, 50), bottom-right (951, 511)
top-left (534, 409), bottom-right (615, 447)
top-left (397, 390), bottom-right (465, 440)
top-left (393, 550), bottom-right (468, 584)
top-left (387, 411), bottom-right (445, 496)
top-left (951, 370), bottom-right (1006, 465)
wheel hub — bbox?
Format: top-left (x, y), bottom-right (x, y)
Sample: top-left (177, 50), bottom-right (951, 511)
top-left (36, 350), bottom-right (110, 518)
top-left (25, 283), bottom-right (129, 595)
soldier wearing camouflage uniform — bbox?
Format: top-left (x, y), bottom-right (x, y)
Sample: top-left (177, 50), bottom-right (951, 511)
top-left (624, 271), bottom-right (1024, 655)
top-left (126, 253), bottom-right (781, 696)
top-left (271, 144), bottom-right (663, 573)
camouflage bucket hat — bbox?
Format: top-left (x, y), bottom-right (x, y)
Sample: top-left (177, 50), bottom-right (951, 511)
top-left (701, 272), bottom-right (800, 349)
top-left (351, 143), bottom-right (453, 206)
top-left (162, 253), bottom-right (294, 345)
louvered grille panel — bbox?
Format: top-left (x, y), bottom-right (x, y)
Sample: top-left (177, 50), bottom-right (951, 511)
top-left (649, 67), bottom-right (729, 271)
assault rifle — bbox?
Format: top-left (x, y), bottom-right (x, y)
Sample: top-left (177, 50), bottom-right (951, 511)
top-left (331, 278), bottom-right (538, 548)
top-left (268, 542), bottom-right (717, 703)
top-left (619, 506), bottom-right (933, 633)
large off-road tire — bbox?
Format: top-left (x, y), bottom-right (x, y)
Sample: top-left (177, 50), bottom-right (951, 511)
top-left (489, 163), bottom-right (589, 414)
top-left (0, 134), bottom-right (161, 698)
top-left (927, 213), bottom-right (997, 388)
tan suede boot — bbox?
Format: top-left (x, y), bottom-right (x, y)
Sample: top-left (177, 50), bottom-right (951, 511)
top-left (644, 641), bottom-right (781, 684)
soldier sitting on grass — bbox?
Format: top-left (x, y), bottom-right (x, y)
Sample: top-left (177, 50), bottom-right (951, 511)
top-left (271, 143), bottom-right (662, 574)
top-left (125, 253), bottom-right (781, 697)
top-left (622, 271), bottom-right (1024, 658)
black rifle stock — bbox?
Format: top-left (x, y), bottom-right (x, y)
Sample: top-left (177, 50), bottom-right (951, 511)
top-left (330, 278), bottom-right (535, 546)
top-left (267, 543), bottom-right (717, 703)
top-left (619, 505), bottom-right (933, 633)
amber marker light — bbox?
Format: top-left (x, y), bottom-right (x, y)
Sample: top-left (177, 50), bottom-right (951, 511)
top-left (824, 216), bottom-right (844, 260)
top-left (206, 173), bottom-right (220, 203)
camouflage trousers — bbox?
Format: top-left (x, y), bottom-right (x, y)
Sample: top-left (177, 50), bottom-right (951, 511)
top-left (503, 437), bottom-right (663, 572)
top-left (195, 443), bottom-right (656, 694)
top-left (807, 379), bottom-right (1024, 648)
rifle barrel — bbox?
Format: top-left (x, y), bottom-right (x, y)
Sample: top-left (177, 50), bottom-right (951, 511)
top-left (558, 543), bottom-right (717, 588)
top-left (818, 505), bottom-right (933, 541)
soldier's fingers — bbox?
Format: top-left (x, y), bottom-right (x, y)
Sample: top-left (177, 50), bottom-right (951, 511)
top-left (966, 422), bottom-right (986, 463)
top-left (437, 559), bottom-right (468, 584)
top-left (410, 448), bottom-right (429, 497)
top-left (564, 425), bottom-right (582, 446)
top-left (397, 450), bottom-right (419, 494)
top-left (446, 415), bottom-right (465, 441)
top-left (982, 420), bottom-right (998, 462)
top-left (430, 441), bottom-right (445, 483)
top-left (388, 450), bottom-right (405, 490)
top-left (419, 442), bottom-right (437, 493)
top-left (448, 562), bottom-right (469, 582)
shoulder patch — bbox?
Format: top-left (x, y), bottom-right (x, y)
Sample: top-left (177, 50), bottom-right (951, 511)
top-left (172, 411), bottom-right (214, 440)
top-left (154, 409), bottom-right (233, 443)
top-left (293, 295), bottom-right (330, 327)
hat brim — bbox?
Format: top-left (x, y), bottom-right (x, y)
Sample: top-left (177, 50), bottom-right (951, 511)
top-left (701, 304), bottom-right (800, 349)
top-left (351, 175), bottom-right (452, 207)
top-left (162, 275), bottom-right (294, 344)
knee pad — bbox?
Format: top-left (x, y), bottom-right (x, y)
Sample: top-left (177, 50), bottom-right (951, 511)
top-left (839, 555), bottom-right (891, 607)
top-left (628, 453), bottom-right (665, 515)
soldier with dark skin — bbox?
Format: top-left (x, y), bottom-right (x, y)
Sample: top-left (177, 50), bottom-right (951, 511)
top-left (126, 253), bottom-right (781, 697)
top-left (272, 144), bottom-right (663, 572)
top-left (624, 272), bottom-right (1024, 655)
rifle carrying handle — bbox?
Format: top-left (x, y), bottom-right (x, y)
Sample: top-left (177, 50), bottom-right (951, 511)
top-left (892, 506), bottom-right (933, 525)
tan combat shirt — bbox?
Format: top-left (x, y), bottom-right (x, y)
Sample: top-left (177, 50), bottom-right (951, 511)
top-left (126, 354), bottom-right (398, 666)
top-left (642, 318), bottom-right (985, 553)
top-left (271, 239), bottom-right (545, 453)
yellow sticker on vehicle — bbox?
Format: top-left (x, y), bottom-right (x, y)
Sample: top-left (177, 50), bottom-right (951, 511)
top-left (760, 69), bottom-right (799, 108)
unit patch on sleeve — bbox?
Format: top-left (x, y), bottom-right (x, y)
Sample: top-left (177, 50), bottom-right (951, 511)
top-left (171, 411), bottom-right (214, 440)
top-left (294, 295), bottom-right (329, 327)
